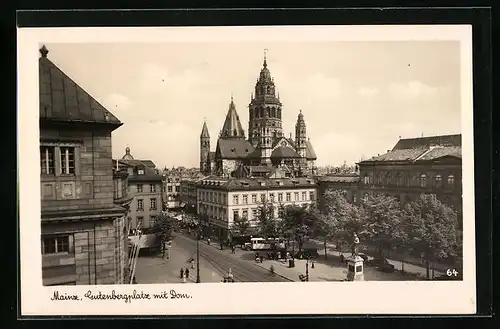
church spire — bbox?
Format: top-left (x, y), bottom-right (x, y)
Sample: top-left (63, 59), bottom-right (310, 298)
top-left (200, 119), bottom-right (210, 138)
top-left (263, 48), bottom-right (268, 68)
top-left (220, 97), bottom-right (245, 139)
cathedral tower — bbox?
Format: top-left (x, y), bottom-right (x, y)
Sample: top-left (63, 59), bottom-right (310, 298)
top-left (200, 120), bottom-right (210, 173)
top-left (295, 110), bottom-right (307, 159)
top-left (248, 50), bottom-right (283, 147)
top-left (220, 96), bottom-right (246, 139)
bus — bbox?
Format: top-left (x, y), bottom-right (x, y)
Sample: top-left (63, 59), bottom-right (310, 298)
top-left (245, 237), bottom-right (286, 251)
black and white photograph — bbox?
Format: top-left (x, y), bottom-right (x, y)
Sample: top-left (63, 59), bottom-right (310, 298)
top-left (18, 24), bottom-right (476, 316)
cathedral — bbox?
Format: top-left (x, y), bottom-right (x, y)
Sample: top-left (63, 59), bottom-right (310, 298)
top-left (200, 54), bottom-right (317, 178)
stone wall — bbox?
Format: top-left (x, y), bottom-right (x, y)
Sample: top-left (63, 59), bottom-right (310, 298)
top-left (40, 127), bottom-right (114, 213)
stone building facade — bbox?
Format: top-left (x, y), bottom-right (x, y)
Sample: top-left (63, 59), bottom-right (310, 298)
top-left (39, 45), bottom-right (130, 285)
top-left (357, 134), bottom-right (462, 213)
top-left (116, 148), bottom-right (163, 230)
top-left (196, 176), bottom-right (317, 240)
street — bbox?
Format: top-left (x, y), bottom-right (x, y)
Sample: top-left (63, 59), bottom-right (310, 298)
top-left (176, 233), bottom-right (291, 282)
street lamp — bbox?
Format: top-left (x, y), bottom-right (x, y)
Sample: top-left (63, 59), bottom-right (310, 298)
top-left (196, 223), bottom-right (201, 283)
top-left (305, 258), bottom-right (309, 282)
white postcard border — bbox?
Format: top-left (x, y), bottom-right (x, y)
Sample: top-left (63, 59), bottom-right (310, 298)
top-left (17, 25), bottom-right (476, 316)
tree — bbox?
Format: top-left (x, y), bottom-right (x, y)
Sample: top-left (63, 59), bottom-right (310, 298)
top-left (282, 204), bottom-right (317, 253)
top-left (319, 190), bottom-right (363, 251)
top-left (151, 212), bottom-right (177, 243)
top-left (255, 200), bottom-right (278, 238)
top-left (359, 192), bottom-right (407, 257)
top-left (402, 194), bottom-right (459, 279)
top-left (231, 215), bottom-right (251, 237)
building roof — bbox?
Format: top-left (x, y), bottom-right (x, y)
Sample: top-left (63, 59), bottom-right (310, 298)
top-left (392, 134), bottom-right (461, 150)
top-left (215, 138), bottom-right (255, 159)
top-left (416, 146), bottom-right (462, 161)
top-left (305, 140), bottom-right (317, 160)
top-left (196, 176), bottom-right (318, 191)
top-left (271, 146), bottom-right (301, 159)
top-left (359, 134), bottom-right (462, 164)
top-left (117, 159), bottom-right (162, 182)
top-left (220, 97), bottom-right (246, 139)
top-left (38, 45), bottom-right (122, 127)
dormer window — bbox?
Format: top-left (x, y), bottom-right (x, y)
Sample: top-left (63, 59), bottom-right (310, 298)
top-left (138, 167), bottom-right (145, 175)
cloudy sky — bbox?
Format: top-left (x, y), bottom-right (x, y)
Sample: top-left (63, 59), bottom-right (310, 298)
top-left (44, 40), bottom-right (461, 168)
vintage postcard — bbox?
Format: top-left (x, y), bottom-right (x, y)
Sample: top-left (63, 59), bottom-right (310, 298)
top-left (18, 25), bottom-right (475, 316)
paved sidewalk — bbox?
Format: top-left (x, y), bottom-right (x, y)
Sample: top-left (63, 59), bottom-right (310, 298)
top-left (134, 238), bottom-right (224, 284)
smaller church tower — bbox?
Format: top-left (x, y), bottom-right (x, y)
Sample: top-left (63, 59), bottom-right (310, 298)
top-left (295, 110), bottom-right (307, 159)
top-left (260, 125), bottom-right (273, 165)
top-left (200, 120), bottom-right (211, 174)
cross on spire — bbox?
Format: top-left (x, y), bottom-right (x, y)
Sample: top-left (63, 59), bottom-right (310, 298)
top-left (263, 48), bottom-right (268, 67)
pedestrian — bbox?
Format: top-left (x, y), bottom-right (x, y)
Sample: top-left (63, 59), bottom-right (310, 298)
top-left (228, 267), bottom-right (233, 281)
top-left (311, 259), bottom-right (315, 269)
top-left (185, 268), bottom-right (190, 281)
top-left (191, 259), bottom-right (195, 269)
top-left (180, 268), bottom-right (184, 279)
top-left (220, 242), bottom-right (223, 250)
top-left (231, 245), bottom-right (236, 254)
top-left (207, 238), bottom-right (211, 245)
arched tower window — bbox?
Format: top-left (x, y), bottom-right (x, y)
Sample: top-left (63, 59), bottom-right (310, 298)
top-left (259, 107), bottom-right (264, 118)
top-left (266, 107), bottom-right (271, 117)
top-left (254, 108), bottom-right (259, 118)
top-left (277, 108), bottom-right (281, 119)
top-left (363, 174), bottom-right (369, 185)
top-left (233, 129), bottom-right (237, 136)
top-left (267, 86), bottom-right (271, 94)
top-left (271, 107), bottom-right (276, 117)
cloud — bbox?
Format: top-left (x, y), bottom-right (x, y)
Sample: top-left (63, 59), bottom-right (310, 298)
top-left (358, 87), bottom-right (379, 97)
top-left (388, 81), bottom-right (439, 100)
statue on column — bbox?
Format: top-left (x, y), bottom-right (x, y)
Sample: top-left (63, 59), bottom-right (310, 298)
top-left (351, 233), bottom-right (360, 256)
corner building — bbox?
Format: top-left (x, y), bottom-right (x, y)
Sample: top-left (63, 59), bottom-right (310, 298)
top-left (196, 176), bottom-right (318, 240)
top-left (200, 55), bottom-right (317, 178)
top-left (39, 45), bottom-right (130, 285)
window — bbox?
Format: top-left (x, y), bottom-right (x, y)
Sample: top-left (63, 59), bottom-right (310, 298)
top-left (233, 209), bottom-right (239, 220)
top-left (363, 175), bottom-right (369, 185)
top-left (242, 209), bottom-right (248, 219)
top-left (150, 198), bottom-right (157, 210)
top-left (138, 169), bottom-right (145, 175)
top-left (448, 175), bottom-right (455, 186)
top-left (233, 195), bottom-right (239, 205)
top-left (309, 191), bottom-right (315, 201)
top-left (175, 186), bottom-right (180, 193)
top-left (137, 184), bottom-right (143, 193)
top-left (286, 193), bottom-right (291, 202)
top-left (294, 192), bottom-right (299, 201)
top-left (42, 235), bottom-right (70, 254)
top-left (167, 186), bottom-right (173, 193)
top-left (278, 193), bottom-right (283, 202)
top-left (302, 192), bottom-right (306, 201)
top-left (150, 215), bottom-right (157, 225)
top-left (150, 184), bottom-right (156, 193)
top-left (420, 174), bottom-right (427, 188)
top-left (243, 195), bottom-right (248, 204)
top-left (162, 185), bottom-right (166, 192)
top-left (260, 193), bottom-right (266, 203)
top-left (137, 199), bottom-right (144, 211)
top-left (137, 217), bottom-right (144, 226)
top-left (60, 147), bottom-right (75, 174)
top-left (40, 146), bottom-right (55, 175)
top-left (270, 193), bottom-right (275, 202)
top-left (435, 174), bottom-right (442, 188)
top-left (251, 208), bottom-right (258, 219)
top-left (252, 194), bottom-right (257, 203)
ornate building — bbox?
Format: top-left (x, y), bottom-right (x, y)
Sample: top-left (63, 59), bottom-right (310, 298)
top-left (200, 54), bottom-right (317, 178)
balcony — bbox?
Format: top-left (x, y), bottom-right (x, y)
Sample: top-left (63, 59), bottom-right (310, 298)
top-left (113, 169), bottom-right (133, 207)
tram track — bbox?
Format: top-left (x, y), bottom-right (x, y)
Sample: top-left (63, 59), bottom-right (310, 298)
top-left (175, 234), bottom-right (290, 283)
